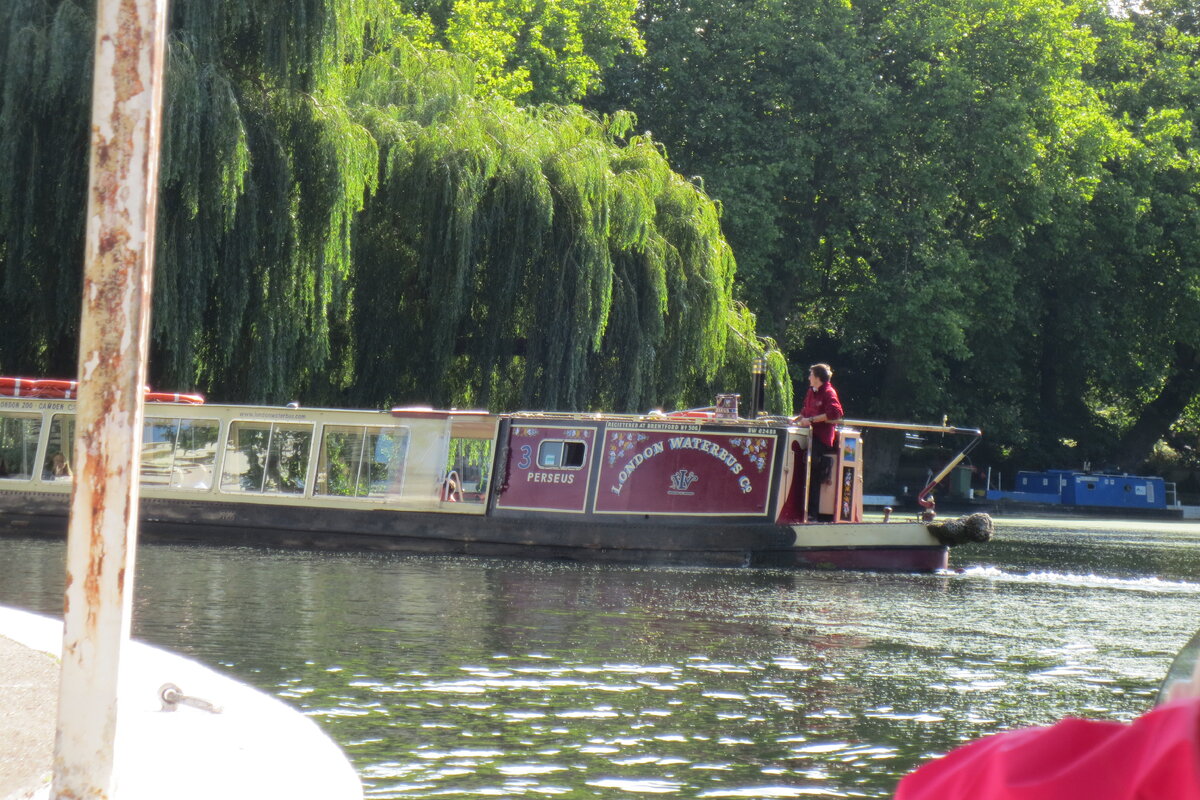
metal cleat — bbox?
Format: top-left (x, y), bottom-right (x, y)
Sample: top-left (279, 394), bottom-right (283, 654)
top-left (159, 683), bottom-right (223, 714)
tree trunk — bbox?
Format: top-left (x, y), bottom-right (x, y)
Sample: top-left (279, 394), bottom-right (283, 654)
top-left (1114, 342), bottom-right (1200, 472)
top-left (864, 343), bottom-right (911, 494)
top-left (863, 428), bottom-right (905, 495)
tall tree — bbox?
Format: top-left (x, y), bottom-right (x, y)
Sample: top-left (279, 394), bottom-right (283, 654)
top-left (347, 43), bottom-right (783, 411)
top-left (0, 0), bottom-right (93, 377)
top-left (396, 0), bottom-right (644, 103)
top-left (1068, 2), bottom-right (1200, 469)
top-left (0, 0), bottom-right (785, 413)
top-left (595, 0), bottom-right (1115, 435)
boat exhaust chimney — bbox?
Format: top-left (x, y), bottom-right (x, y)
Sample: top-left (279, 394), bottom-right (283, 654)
top-left (750, 356), bottom-right (767, 417)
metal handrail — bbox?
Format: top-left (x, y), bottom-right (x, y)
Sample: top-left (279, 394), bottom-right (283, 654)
top-left (839, 418), bottom-right (982, 438)
top-left (839, 418), bottom-right (983, 512)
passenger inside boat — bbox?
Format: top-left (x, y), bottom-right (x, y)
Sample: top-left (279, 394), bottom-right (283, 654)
top-left (442, 471), bottom-right (462, 502)
top-left (43, 451), bottom-right (71, 480)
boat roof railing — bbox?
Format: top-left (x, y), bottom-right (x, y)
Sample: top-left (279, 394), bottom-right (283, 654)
top-left (506, 408), bottom-right (777, 424)
top-left (504, 409), bottom-right (983, 441)
top-left (838, 419), bottom-right (983, 513)
top-left (389, 406), bottom-right (493, 420)
top-left (839, 418), bottom-right (982, 438)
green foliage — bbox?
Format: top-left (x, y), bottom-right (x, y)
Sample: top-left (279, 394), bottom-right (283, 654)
top-left (595, 0), bottom-right (1200, 470)
top-left (349, 43), bottom-right (776, 411)
top-left (0, 0), bottom-right (93, 376)
top-left (0, 1), bottom-right (779, 416)
top-left (150, 0), bottom-right (392, 400)
top-left (397, 0), bottom-right (644, 103)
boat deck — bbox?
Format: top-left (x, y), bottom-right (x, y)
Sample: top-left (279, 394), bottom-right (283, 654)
top-left (0, 632), bottom-right (55, 799)
top-left (0, 606), bottom-right (364, 800)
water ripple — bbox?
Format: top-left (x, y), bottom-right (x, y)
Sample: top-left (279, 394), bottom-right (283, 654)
top-left (697, 789), bottom-right (846, 798)
top-left (954, 566), bottom-right (1200, 592)
top-left (3, 530), bottom-right (1200, 799)
top-left (588, 778), bottom-right (685, 793)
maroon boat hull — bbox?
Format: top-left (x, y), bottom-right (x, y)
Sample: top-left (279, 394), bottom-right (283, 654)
top-left (0, 491), bottom-right (948, 572)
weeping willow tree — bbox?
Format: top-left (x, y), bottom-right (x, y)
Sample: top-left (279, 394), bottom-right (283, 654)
top-left (348, 42), bottom-right (789, 412)
top-left (0, 1), bottom-right (790, 413)
top-left (0, 0), bottom-right (93, 377)
top-left (154, 0), bottom-right (384, 400)
top-left (0, 0), bottom-right (387, 399)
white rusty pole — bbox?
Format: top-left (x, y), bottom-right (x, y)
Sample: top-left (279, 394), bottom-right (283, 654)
top-left (51, 0), bottom-right (169, 796)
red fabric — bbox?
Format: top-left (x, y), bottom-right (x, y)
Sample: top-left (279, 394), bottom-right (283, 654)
top-left (895, 698), bottom-right (1200, 800)
top-left (801, 381), bottom-right (843, 448)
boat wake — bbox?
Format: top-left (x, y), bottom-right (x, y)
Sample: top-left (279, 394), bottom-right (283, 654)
top-left (947, 565), bottom-right (1200, 593)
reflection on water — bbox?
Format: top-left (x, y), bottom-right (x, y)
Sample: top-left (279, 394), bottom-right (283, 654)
top-left (1, 518), bottom-right (1200, 797)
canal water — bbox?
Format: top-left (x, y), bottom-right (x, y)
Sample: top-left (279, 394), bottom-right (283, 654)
top-left (2, 517), bottom-right (1200, 798)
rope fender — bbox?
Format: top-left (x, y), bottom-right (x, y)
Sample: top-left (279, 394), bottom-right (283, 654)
top-left (926, 512), bottom-right (994, 546)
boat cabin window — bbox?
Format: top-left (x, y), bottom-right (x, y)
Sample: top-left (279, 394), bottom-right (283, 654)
top-left (314, 425), bottom-right (410, 499)
top-left (0, 412), bottom-right (42, 481)
top-left (141, 417), bottom-right (220, 490)
top-left (537, 439), bottom-right (586, 469)
top-left (446, 436), bottom-right (493, 503)
top-left (42, 415), bottom-right (75, 482)
top-left (221, 421), bottom-right (313, 495)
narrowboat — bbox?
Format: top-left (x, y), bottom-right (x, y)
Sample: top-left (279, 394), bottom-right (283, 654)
top-left (985, 468), bottom-right (1181, 517)
top-left (0, 379), bottom-right (992, 571)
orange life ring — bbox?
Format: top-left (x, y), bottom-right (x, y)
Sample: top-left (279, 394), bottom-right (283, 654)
top-left (33, 379), bottom-right (78, 399)
top-left (145, 392), bottom-right (205, 404)
top-left (0, 377), bottom-right (40, 397)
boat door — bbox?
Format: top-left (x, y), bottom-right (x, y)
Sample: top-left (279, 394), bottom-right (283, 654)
top-left (775, 427), bottom-right (810, 524)
top-left (830, 429), bottom-right (863, 522)
top-left (775, 426), bottom-right (863, 524)
top-left (442, 413), bottom-right (500, 505)
top-left (493, 418), bottom-right (598, 513)
top-left (385, 408), bottom-right (499, 508)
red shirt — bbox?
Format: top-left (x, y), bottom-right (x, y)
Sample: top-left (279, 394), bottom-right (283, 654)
top-left (801, 381), bottom-right (843, 448)
top-left (895, 698), bottom-right (1200, 800)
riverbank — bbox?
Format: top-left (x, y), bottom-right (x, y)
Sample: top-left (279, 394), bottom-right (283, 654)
top-left (864, 494), bottom-right (1194, 520)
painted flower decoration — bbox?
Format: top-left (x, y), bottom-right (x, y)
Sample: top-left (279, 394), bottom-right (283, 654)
top-left (608, 431), bottom-right (647, 465)
top-left (731, 437), bottom-right (770, 472)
